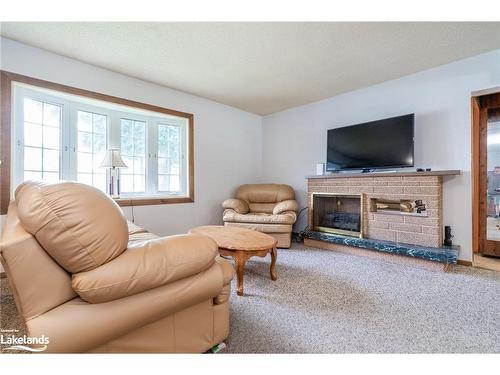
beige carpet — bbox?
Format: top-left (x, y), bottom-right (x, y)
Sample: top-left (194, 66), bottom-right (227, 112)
top-left (0, 276), bottom-right (28, 353)
top-left (1, 244), bottom-right (499, 353)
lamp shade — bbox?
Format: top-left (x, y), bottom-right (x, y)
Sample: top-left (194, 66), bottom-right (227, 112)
top-left (100, 149), bottom-right (128, 169)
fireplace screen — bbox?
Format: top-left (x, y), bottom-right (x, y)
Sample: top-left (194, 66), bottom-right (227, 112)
top-left (311, 194), bottom-right (363, 238)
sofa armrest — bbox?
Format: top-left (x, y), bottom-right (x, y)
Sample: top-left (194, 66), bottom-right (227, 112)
top-left (213, 256), bottom-right (234, 304)
top-left (72, 234), bottom-right (218, 303)
top-left (273, 200), bottom-right (299, 215)
top-left (222, 198), bottom-right (249, 214)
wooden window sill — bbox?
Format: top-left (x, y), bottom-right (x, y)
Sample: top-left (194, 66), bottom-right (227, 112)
top-left (114, 196), bottom-right (194, 207)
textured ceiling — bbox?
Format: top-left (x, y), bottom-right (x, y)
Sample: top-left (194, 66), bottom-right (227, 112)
top-left (1, 22), bottom-right (500, 115)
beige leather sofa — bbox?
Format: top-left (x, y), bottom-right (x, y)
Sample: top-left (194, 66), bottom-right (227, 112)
top-left (0, 181), bottom-right (233, 353)
top-left (222, 184), bottom-right (298, 248)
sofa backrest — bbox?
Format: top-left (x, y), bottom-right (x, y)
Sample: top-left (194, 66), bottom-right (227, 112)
top-left (15, 181), bottom-right (129, 273)
top-left (0, 201), bottom-right (77, 320)
top-left (235, 184), bottom-right (295, 213)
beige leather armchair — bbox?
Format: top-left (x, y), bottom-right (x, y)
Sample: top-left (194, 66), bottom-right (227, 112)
top-left (222, 184), bottom-right (298, 248)
top-left (0, 181), bottom-right (233, 353)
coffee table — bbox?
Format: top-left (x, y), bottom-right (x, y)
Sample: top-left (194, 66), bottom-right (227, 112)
top-left (189, 225), bottom-right (278, 296)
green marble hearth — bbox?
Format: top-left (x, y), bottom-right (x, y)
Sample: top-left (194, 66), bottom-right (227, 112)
top-left (302, 230), bottom-right (459, 264)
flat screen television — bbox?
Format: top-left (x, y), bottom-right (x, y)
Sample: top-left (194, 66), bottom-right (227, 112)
top-left (326, 114), bottom-right (414, 172)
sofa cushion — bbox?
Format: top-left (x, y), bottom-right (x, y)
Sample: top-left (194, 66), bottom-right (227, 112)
top-left (72, 234), bottom-right (219, 303)
top-left (248, 203), bottom-right (276, 214)
top-left (15, 181), bottom-right (128, 273)
top-left (235, 184), bottom-right (295, 204)
top-left (224, 222), bottom-right (292, 233)
top-left (127, 220), bottom-right (159, 247)
top-left (223, 211), bottom-right (296, 225)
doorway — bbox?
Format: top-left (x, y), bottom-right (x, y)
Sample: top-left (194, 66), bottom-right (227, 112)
top-left (472, 91), bottom-right (500, 265)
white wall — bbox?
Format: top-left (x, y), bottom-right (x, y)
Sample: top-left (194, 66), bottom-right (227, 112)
top-left (0, 37), bottom-right (262, 237)
top-left (262, 49), bottom-right (500, 261)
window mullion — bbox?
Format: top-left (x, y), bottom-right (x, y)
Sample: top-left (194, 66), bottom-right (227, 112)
top-left (61, 100), bottom-right (71, 181)
top-left (149, 120), bottom-right (157, 195)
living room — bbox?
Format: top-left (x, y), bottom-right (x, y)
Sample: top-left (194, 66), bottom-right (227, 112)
top-left (0, 2), bottom-right (499, 373)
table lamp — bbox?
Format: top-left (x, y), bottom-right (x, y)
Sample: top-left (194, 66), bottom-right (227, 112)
top-left (100, 148), bottom-right (127, 198)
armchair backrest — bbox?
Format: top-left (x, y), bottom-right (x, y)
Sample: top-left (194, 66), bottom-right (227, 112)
top-left (235, 184), bottom-right (295, 213)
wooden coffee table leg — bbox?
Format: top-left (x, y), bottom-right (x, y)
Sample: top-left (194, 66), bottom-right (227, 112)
top-left (270, 246), bottom-right (277, 281)
top-left (235, 251), bottom-right (247, 296)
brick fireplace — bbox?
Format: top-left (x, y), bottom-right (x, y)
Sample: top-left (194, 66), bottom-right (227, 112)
top-left (307, 173), bottom-right (454, 248)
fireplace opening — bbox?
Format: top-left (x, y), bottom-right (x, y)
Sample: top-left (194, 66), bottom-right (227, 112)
top-left (311, 193), bottom-right (363, 238)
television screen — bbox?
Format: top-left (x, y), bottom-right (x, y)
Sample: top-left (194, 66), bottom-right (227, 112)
top-left (326, 114), bottom-right (414, 171)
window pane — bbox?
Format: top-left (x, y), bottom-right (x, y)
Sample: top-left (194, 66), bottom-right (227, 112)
top-left (78, 152), bottom-right (93, 173)
top-left (43, 149), bottom-right (59, 172)
top-left (24, 98), bottom-right (43, 124)
top-left (93, 134), bottom-right (106, 154)
top-left (93, 173), bottom-right (107, 192)
top-left (157, 123), bottom-right (182, 193)
top-left (43, 126), bottom-right (60, 149)
top-left (121, 119), bottom-right (134, 138)
top-left (24, 171), bottom-right (42, 181)
top-left (134, 175), bottom-right (145, 192)
top-left (43, 103), bottom-right (61, 127)
top-left (21, 98), bottom-right (63, 183)
top-left (76, 110), bottom-right (108, 190)
top-left (77, 173), bottom-right (93, 186)
top-left (158, 174), bottom-right (169, 192)
top-left (169, 175), bottom-right (180, 192)
top-left (158, 157), bottom-right (169, 174)
top-left (121, 135), bottom-right (134, 156)
top-left (122, 156), bottom-right (133, 170)
top-left (77, 111), bottom-right (93, 132)
top-left (134, 122), bottom-right (145, 142)
top-left (93, 151), bottom-right (106, 170)
top-left (133, 156), bottom-right (144, 172)
top-left (93, 114), bottom-right (106, 134)
top-left (78, 131), bottom-right (93, 153)
top-left (42, 171), bottom-right (60, 183)
top-left (120, 119), bottom-right (146, 193)
top-left (24, 146), bottom-right (42, 170)
top-left (24, 123), bottom-right (43, 147)
top-left (134, 135), bottom-right (145, 155)
top-left (158, 125), bottom-right (168, 157)
top-left (121, 174), bottom-right (133, 193)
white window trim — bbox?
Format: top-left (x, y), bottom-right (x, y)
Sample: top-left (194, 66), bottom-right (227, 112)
top-left (12, 84), bottom-right (190, 199)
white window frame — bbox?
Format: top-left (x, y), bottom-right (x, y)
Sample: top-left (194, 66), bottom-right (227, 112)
top-left (11, 83), bottom-right (190, 199)
top-left (154, 118), bottom-right (188, 196)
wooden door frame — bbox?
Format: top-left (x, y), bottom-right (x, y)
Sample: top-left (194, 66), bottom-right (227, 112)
top-left (471, 91), bottom-right (500, 254)
top-left (472, 96), bottom-right (480, 253)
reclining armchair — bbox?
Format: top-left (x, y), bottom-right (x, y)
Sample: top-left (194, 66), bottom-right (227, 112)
top-left (0, 181), bottom-right (233, 353)
top-left (222, 184), bottom-right (298, 248)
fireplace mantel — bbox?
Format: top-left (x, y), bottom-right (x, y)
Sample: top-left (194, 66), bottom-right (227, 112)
top-left (306, 169), bottom-right (461, 179)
